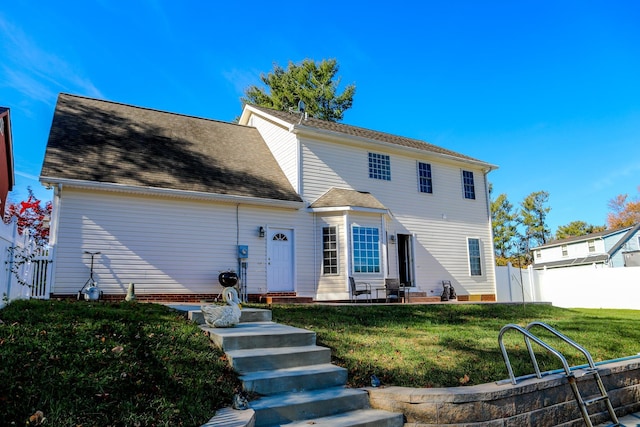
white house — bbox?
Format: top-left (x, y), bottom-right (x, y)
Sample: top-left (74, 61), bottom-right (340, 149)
top-left (531, 224), bottom-right (640, 269)
top-left (40, 93), bottom-right (498, 302)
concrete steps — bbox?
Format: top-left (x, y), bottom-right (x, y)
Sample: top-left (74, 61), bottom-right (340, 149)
top-left (198, 308), bottom-right (404, 427)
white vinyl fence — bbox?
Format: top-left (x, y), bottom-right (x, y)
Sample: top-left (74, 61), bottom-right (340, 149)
top-left (0, 219), bottom-right (52, 308)
top-left (495, 263), bottom-right (640, 310)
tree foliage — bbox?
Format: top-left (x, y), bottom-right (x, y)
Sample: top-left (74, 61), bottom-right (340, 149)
top-left (555, 220), bottom-right (606, 240)
top-left (3, 187), bottom-right (52, 246)
top-left (607, 186), bottom-right (640, 229)
top-left (519, 191), bottom-right (552, 250)
top-left (242, 58), bottom-right (356, 122)
top-left (490, 190), bottom-right (518, 260)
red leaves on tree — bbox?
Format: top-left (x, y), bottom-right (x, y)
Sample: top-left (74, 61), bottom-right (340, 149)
top-left (3, 188), bottom-right (52, 246)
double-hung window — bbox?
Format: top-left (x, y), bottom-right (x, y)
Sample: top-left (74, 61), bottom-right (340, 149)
top-left (587, 240), bottom-right (595, 253)
top-left (322, 226), bottom-right (338, 275)
top-left (561, 245), bottom-right (568, 257)
top-left (462, 170), bottom-right (475, 199)
top-left (468, 238), bottom-right (482, 276)
top-left (418, 162), bottom-right (433, 193)
top-left (352, 226), bottom-right (380, 273)
top-left (368, 152), bottom-right (390, 181)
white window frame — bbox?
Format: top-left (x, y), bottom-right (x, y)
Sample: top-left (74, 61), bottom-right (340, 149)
top-left (462, 170), bottom-right (476, 200)
top-left (322, 226), bottom-right (339, 275)
top-left (467, 237), bottom-right (482, 276)
top-left (351, 225), bottom-right (381, 274)
top-left (417, 161), bottom-right (433, 194)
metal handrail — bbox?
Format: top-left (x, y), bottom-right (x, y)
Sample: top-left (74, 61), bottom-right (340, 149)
top-left (498, 323), bottom-right (573, 385)
top-left (525, 321), bottom-right (597, 369)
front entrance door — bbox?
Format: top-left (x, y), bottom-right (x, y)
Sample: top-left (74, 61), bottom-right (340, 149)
top-left (397, 234), bottom-right (414, 287)
top-left (267, 228), bottom-right (294, 292)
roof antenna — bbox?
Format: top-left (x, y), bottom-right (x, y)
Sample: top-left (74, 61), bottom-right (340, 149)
top-left (297, 100), bottom-right (307, 124)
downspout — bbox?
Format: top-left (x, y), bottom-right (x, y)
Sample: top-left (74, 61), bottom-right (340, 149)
top-left (483, 168), bottom-right (498, 294)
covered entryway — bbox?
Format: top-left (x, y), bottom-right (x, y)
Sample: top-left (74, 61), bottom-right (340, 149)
top-left (267, 228), bottom-right (294, 292)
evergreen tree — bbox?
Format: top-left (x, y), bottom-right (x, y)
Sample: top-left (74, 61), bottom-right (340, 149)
top-left (242, 58), bottom-right (356, 122)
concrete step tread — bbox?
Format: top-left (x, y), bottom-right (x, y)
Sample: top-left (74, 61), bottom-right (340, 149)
top-left (249, 386), bottom-right (367, 410)
top-left (240, 363), bottom-right (346, 381)
top-left (226, 344), bottom-right (329, 358)
top-left (202, 321), bottom-right (313, 337)
top-left (281, 408), bottom-right (404, 427)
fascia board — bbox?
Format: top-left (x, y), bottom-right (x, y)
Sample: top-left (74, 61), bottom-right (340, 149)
top-left (39, 176), bottom-right (304, 209)
top-left (239, 105), bottom-right (297, 130)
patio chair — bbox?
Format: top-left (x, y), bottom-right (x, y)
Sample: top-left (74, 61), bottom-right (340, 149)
top-left (349, 277), bottom-right (372, 303)
top-left (384, 278), bottom-right (409, 303)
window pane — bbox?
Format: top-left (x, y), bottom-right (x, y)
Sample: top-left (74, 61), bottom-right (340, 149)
top-left (468, 238), bottom-right (482, 276)
top-left (322, 226), bottom-right (338, 275)
top-left (418, 162), bottom-right (433, 193)
top-left (352, 226), bottom-right (380, 273)
top-left (369, 152), bottom-right (391, 181)
top-left (463, 170), bottom-right (475, 200)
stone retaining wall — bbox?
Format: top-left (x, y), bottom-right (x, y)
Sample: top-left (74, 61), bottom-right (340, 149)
top-left (367, 358), bottom-right (640, 426)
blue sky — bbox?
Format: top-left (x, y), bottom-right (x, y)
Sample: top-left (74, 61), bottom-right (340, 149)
top-left (1, 1), bottom-right (639, 233)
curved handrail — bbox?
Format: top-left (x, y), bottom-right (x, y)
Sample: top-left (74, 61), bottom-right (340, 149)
top-left (525, 321), bottom-right (596, 369)
top-left (498, 323), bottom-right (573, 385)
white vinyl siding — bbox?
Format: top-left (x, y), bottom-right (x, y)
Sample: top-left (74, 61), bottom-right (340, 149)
top-left (250, 114), bottom-right (300, 192)
top-left (50, 189), bottom-right (317, 298)
top-left (298, 135), bottom-right (494, 294)
top-left (247, 111), bottom-right (496, 297)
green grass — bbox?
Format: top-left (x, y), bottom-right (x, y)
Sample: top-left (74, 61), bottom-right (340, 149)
top-left (0, 299), bottom-right (240, 427)
top-left (2, 300), bottom-right (640, 426)
top-left (269, 303), bottom-right (640, 388)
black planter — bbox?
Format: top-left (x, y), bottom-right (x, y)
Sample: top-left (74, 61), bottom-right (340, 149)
top-left (218, 271), bottom-right (239, 287)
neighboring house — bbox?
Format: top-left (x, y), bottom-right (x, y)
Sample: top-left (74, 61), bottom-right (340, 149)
top-left (0, 107), bottom-right (15, 214)
top-left (531, 224), bottom-right (640, 269)
top-left (40, 93), bottom-right (498, 302)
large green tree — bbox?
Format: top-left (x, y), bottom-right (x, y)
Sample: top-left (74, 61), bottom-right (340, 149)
top-left (490, 189), bottom-right (518, 263)
top-left (519, 190), bottom-right (552, 251)
top-left (555, 220), bottom-right (606, 240)
top-left (242, 58), bottom-right (356, 122)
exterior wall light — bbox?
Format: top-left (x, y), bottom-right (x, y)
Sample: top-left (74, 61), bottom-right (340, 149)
top-left (259, 226), bottom-right (265, 238)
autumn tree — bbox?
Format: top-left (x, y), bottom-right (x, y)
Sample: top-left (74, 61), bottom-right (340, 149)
top-left (3, 187), bottom-right (52, 246)
top-left (519, 190), bottom-right (552, 253)
top-left (607, 186), bottom-right (640, 229)
top-left (490, 188), bottom-right (518, 264)
top-left (242, 58), bottom-right (356, 122)
top-left (555, 221), bottom-right (606, 240)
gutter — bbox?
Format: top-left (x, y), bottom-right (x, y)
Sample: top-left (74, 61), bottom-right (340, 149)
top-left (39, 177), bottom-right (305, 210)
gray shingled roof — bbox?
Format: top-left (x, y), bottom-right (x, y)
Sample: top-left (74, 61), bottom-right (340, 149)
top-left (247, 104), bottom-right (491, 165)
top-left (310, 188), bottom-right (387, 210)
top-left (40, 94), bottom-right (302, 203)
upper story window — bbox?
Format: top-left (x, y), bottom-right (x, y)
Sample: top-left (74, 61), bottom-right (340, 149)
top-left (352, 226), bottom-right (380, 273)
top-left (561, 245), bottom-right (568, 256)
top-left (322, 226), bottom-right (338, 275)
top-left (467, 238), bottom-right (482, 276)
top-left (462, 170), bottom-right (475, 199)
top-left (418, 162), bottom-right (433, 193)
top-left (535, 250), bottom-right (541, 259)
top-left (368, 152), bottom-right (390, 181)
top-left (587, 240), bottom-right (595, 253)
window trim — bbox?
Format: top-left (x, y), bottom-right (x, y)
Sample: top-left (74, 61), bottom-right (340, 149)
top-left (368, 152), bottom-right (391, 181)
top-left (417, 161), bottom-right (433, 194)
top-left (462, 170), bottom-right (476, 200)
top-left (322, 226), bottom-right (339, 275)
top-left (351, 225), bottom-right (381, 274)
top-left (467, 237), bottom-right (482, 276)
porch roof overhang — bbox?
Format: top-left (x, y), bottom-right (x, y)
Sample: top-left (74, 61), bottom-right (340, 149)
top-left (40, 177), bottom-right (305, 210)
top-left (308, 187), bottom-right (389, 215)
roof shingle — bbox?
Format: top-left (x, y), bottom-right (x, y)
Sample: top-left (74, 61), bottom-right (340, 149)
top-left (40, 94), bottom-right (302, 203)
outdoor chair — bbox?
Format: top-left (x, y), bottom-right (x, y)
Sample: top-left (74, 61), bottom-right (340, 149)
top-left (349, 277), bottom-right (372, 303)
top-left (383, 278), bottom-right (409, 303)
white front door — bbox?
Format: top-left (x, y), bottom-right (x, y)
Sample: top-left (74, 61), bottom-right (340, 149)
top-left (267, 228), bottom-right (294, 292)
